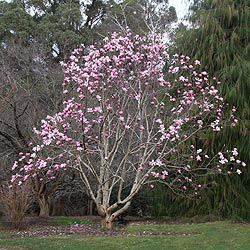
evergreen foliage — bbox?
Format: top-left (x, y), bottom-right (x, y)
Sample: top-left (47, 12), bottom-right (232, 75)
top-left (162, 0), bottom-right (250, 219)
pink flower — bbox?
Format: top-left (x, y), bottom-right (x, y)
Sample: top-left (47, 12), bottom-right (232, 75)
top-left (162, 170), bottom-right (168, 176)
top-left (232, 148), bottom-right (238, 156)
top-left (230, 156), bottom-right (235, 161)
top-left (197, 149), bottom-right (202, 154)
top-left (156, 119), bottom-right (162, 124)
top-left (94, 106), bottom-right (102, 113)
top-left (23, 175), bottom-right (29, 181)
top-left (236, 169), bottom-right (242, 175)
top-left (12, 161), bottom-right (18, 171)
top-left (79, 94), bottom-right (84, 99)
top-left (196, 155), bottom-right (202, 161)
top-left (194, 60), bottom-right (200, 65)
top-left (106, 104), bottom-right (112, 110)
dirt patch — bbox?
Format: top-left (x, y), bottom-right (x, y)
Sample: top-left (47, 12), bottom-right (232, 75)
top-left (0, 216), bottom-right (200, 239)
top-left (11, 224), bottom-right (127, 238)
top-left (1, 224), bottom-right (199, 239)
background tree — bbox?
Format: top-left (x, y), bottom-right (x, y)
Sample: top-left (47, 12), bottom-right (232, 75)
top-left (0, 0), bottom-right (65, 214)
top-left (97, 0), bottom-right (177, 37)
top-left (0, 0), bottom-right (97, 216)
top-left (28, 0), bottom-right (112, 60)
top-left (165, 0), bottom-right (250, 219)
top-left (0, 38), bottom-right (68, 216)
top-left (0, 0), bottom-right (113, 60)
top-left (12, 33), bottom-right (243, 228)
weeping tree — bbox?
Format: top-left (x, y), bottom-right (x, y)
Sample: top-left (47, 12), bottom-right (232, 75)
top-left (11, 32), bottom-right (243, 228)
top-left (164, 0), bottom-right (250, 219)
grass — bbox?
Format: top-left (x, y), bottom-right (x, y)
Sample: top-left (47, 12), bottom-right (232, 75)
top-left (0, 221), bottom-right (250, 250)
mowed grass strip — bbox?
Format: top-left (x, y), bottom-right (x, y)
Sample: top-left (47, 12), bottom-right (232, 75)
top-left (0, 221), bottom-right (250, 250)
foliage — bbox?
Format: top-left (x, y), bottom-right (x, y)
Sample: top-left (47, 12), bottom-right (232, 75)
top-left (169, 0), bottom-right (250, 219)
top-left (98, 0), bottom-right (177, 36)
top-left (0, 0), bottom-right (111, 60)
top-left (0, 0), bottom-right (36, 42)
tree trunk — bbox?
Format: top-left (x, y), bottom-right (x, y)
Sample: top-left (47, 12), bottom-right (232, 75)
top-left (38, 195), bottom-right (50, 217)
top-left (87, 199), bottom-right (94, 215)
top-left (98, 201), bottom-right (132, 229)
top-left (52, 198), bottom-right (65, 216)
top-left (101, 212), bottom-right (114, 229)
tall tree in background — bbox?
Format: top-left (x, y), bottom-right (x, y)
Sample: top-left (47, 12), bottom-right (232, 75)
top-left (98, 0), bottom-right (177, 36)
top-left (0, 0), bottom-right (111, 60)
top-left (0, 0), bottom-right (177, 60)
top-left (163, 0), bottom-right (250, 219)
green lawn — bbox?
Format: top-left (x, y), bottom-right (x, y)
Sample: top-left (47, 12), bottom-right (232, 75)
top-left (0, 221), bottom-right (250, 250)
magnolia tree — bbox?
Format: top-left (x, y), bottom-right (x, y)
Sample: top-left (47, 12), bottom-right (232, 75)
top-left (11, 33), bottom-right (245, 228)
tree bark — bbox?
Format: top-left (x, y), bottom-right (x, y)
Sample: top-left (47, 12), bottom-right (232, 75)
top-left (38, 194), bottom-right (50, 217)
top-left (101, 212), bottom-right (114, 229)
top-left (98, 201), bottom-right (131, 229)
top-left (87, 198), bottom-right (94, 215)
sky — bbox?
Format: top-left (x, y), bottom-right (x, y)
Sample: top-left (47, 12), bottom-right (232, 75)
top-left (168, 0), bottom-right (190, 21)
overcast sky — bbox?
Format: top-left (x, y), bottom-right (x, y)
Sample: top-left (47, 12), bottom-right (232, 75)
top-left (168, 0), bottom-right (190, 21)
